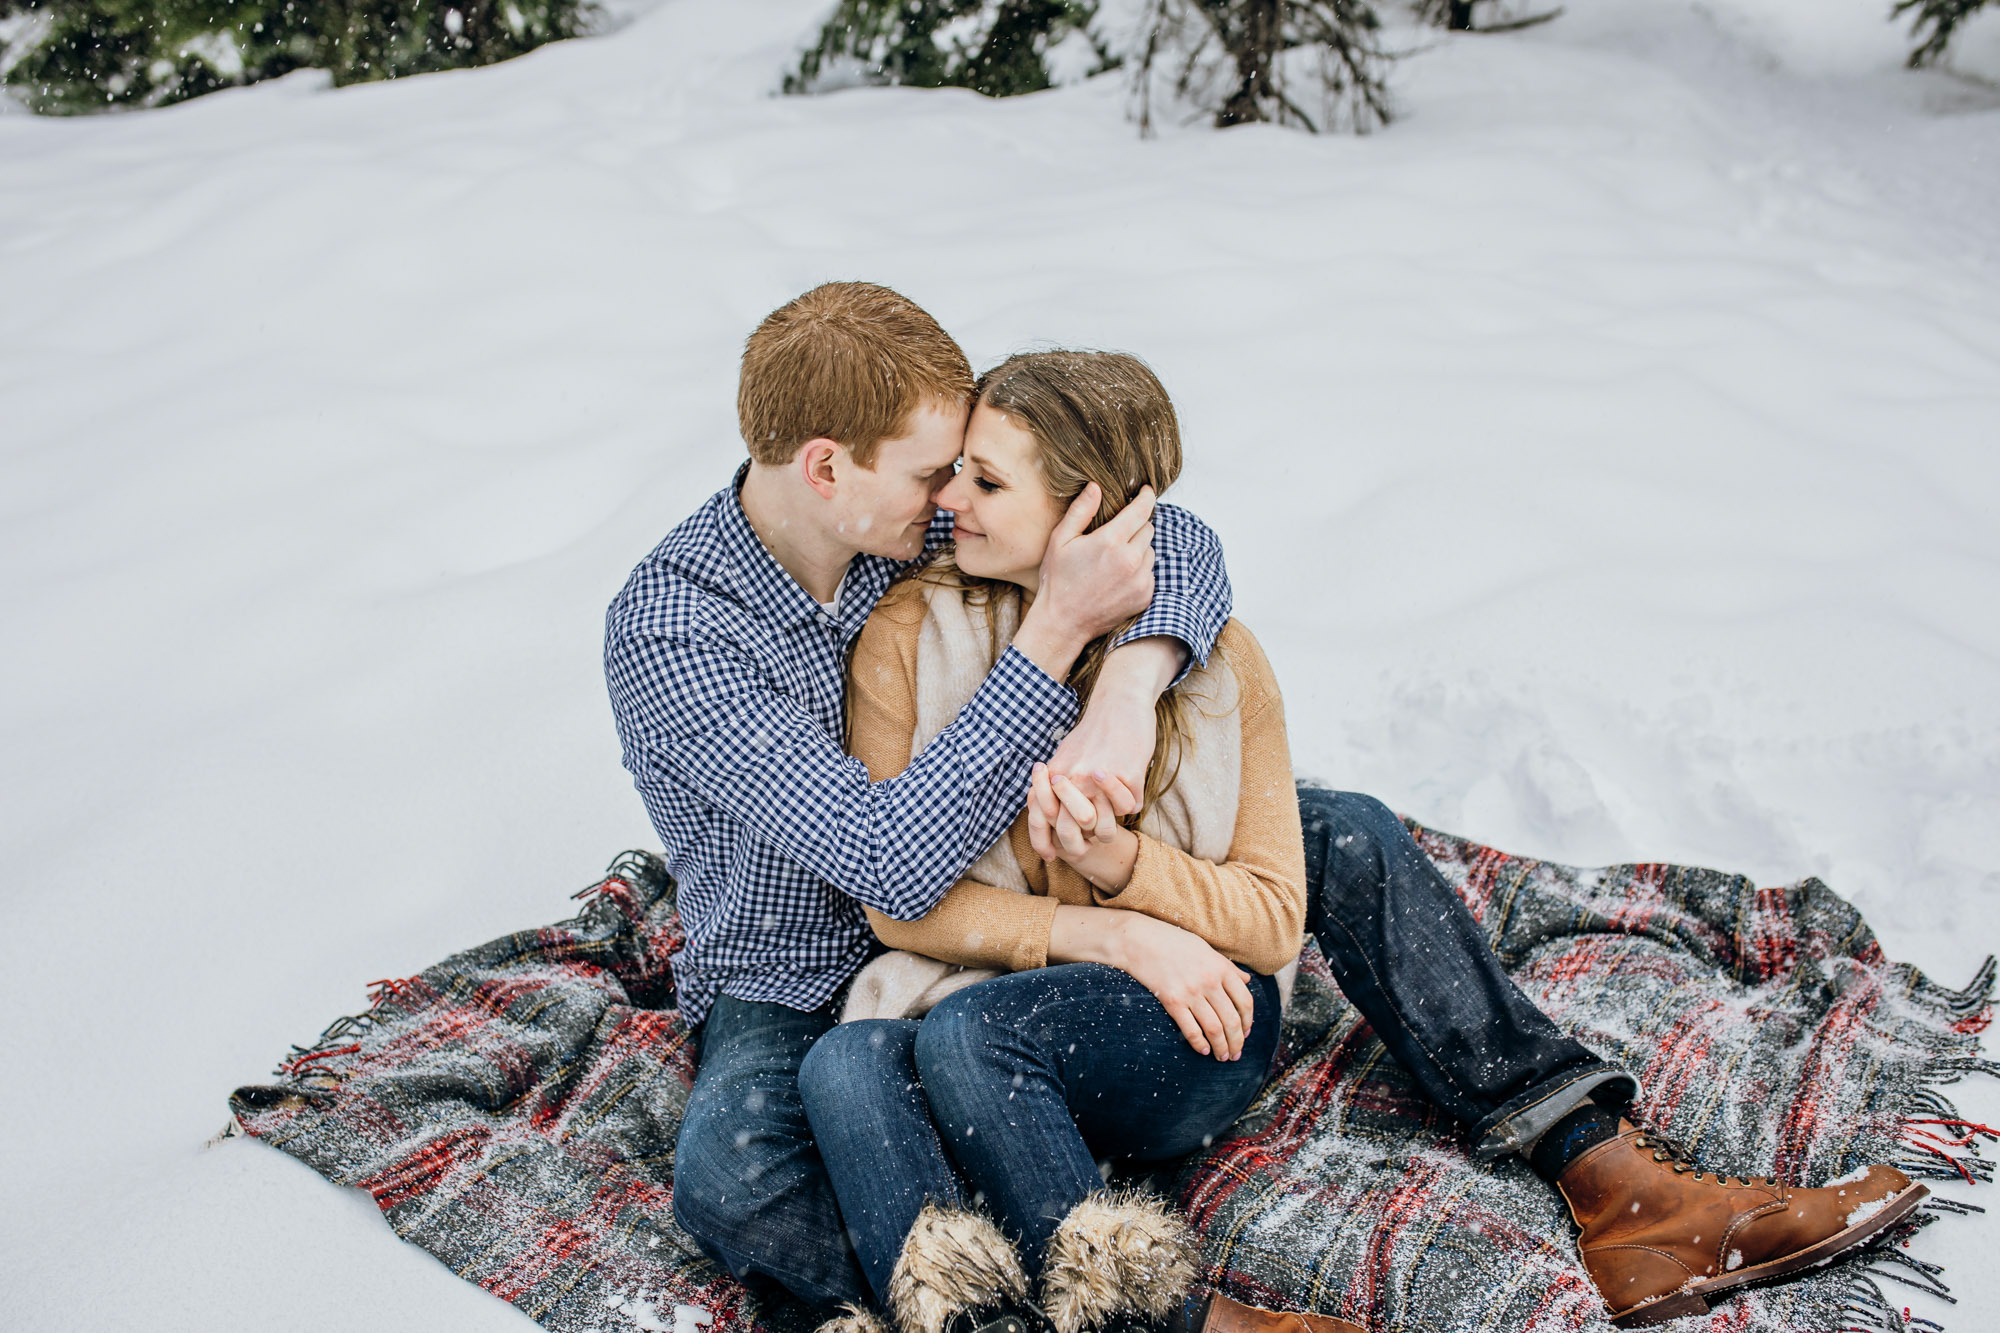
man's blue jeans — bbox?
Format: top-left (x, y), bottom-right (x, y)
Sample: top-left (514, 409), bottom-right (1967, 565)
top-left (799, 964), bottom-right (1285, 1302)
top-left (671, 787), bottom-right (1635, 1308)
top-left (670, 993), bottom-right (871, 1309)
top-left (1298, 788), bottom-right (1636, 1156)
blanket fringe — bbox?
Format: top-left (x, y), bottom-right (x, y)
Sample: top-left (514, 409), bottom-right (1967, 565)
top-left (246, 851), bottom-right (671, 1099)
top-left (1893, 1059), bottom-right (1999, 1184)
top-left (1837, 1272), bottom-right (1944, 1333)
top-left (1840, 957), bottom-right (1997, 1331)
top-left (1904, 954), bottom-right (1995, 1017)
top-left (1832, 1264), bottom-right (1944, 1320)
top-left (1856, 1243), bottom-right (1952, 1302)
top-left (272, 988), bottom-right (426, 1089)
top-left (1914, 1196), bottom-right (1984, 1217)
top-left (571, 849), bottom-right (675, 921)
top-left (1887, 957), bottom-right (1997, 1190)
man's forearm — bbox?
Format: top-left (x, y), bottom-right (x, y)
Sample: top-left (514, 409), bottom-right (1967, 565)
top-left (618, 632), bottom-right (1074, 922)
top-left (1115, 501), bottom-right (1230, 681)
top-left (1010, 611), bottom-right (1092, 684)
top-left (1041, 635), bottom-right (1186, 806)
top-left (1097, 636), bottom-right (1186, 706)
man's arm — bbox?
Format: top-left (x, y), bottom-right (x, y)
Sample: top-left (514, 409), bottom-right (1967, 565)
top-left (923, 499), bottom-right (1231, 678)
top-left (610, 484), bottom-right (1156, 921)
top-left (609, 630), bottom-right (1074, 921)
top-left (1047, 501), bottom-right (1232, 801)
top-left (1113, 501), bottom-right (1232, 677)
top-left (1047, 636), bottom-right (1183, 803)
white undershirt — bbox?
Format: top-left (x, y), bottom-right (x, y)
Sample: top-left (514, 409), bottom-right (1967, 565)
top-left (820, 569), bottom-right (850, 621)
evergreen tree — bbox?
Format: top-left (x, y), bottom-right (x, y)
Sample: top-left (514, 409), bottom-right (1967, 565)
top-left (787, 0), bottom-right (1392, 134)
top-left (1894, 0), bottom-right (1990, 66)
top-left (787, 0), bottom-right (1106, 99)
top-left (0, 0), bottom-right (592, 114)
top-left (1131, 0), bottom-right (1391, 133)
top-left (1411, 0), bottom-right (1562, 32)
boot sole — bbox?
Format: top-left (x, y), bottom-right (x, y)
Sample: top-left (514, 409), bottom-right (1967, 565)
top-left (1608, 1182), bottom-right (1931, 1328)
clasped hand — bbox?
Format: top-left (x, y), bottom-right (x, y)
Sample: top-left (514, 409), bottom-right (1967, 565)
top-left (1027, 761), bottom-right (1138, 891)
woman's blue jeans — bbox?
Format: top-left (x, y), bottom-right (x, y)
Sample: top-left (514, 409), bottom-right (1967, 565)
top-left (798, 964), bottom-right (1284, 1302)
top-left (675, 788), bottom-right (1635, 1310)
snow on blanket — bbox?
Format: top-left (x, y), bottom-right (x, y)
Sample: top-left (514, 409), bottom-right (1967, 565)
top-left (229, 823), bottom-right (1996, 1333)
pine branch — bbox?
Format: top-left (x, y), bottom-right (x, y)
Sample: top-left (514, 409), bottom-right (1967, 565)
top-left (1894, 0), bottom-right (1991, 67)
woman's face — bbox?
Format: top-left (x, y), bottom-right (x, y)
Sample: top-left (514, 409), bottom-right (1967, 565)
top-left (935, 402), bottom-right (1066, 589)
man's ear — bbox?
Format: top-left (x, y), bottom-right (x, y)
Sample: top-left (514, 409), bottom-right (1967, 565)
top-left (797, 438), bottom-right (842, 500)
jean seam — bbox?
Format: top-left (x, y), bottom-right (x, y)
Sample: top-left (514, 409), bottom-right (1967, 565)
top-left (1319, 910), bottom-right (1478, 1109)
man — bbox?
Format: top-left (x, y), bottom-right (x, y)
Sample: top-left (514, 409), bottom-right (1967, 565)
top-left (608, 282), bottom-right (1925, 1333)
top-left (605, 282), bottom-right (1232, 1312)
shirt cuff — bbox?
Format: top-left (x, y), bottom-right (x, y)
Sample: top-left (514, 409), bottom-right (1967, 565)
top-left (961, 644), bottom-right (1078, 754)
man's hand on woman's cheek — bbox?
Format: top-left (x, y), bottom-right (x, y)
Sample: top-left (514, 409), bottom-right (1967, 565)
top-left (1009, 484), bottom-right (1155, 681)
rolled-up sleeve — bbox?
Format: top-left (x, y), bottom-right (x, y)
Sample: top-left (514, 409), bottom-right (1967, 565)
top-left (1113, 502), bottom-right (1231, 684)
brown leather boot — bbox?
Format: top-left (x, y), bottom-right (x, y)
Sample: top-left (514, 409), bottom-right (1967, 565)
top-left (1557, 1123), bottom-right (1928, 1327)
top-left (1192, 1291), bottom-right (1366, 1333)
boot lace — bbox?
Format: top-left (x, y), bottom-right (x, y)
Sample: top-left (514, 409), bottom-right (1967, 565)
top-left (1631, 1130), bottom-right (1772, 1188)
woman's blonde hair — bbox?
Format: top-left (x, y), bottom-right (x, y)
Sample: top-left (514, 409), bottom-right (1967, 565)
top-left (918, 349), bottom-right (1205, 814)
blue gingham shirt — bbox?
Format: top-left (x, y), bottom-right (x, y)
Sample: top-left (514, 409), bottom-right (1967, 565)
top-left (604, 465), bottom-right (1231, 1025)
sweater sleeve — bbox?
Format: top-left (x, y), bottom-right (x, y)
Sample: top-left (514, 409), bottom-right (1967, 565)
top-left (847, 585), bottom-right (1061, 972)
top-left (1093, 623), bottom-right (1307, 975)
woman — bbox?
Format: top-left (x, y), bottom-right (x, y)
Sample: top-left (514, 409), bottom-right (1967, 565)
top-left (797, 351), bottom-right (1318, 1333)
top-left (794, 364), bottom-right (1925, 1333)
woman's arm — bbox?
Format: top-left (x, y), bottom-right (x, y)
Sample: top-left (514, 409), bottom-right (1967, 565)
top-left (1033, 624), bottom-right (1307, 976)
top-left (864, 855), bottom-right (1056, 973)
top-left (1045, 902), bottom-right (1257, 1063)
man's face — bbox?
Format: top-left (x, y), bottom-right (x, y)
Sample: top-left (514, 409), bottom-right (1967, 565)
top-left (834, 398), bottom-right (967, 561)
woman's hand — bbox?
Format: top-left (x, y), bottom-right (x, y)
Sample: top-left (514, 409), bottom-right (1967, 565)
top-left (1114, 913), bottom-right (1259, 1061)
top-left (1027, 764), bottom-right (1140, 892)
top-left (1050, 904), bottom-right (1257, 1061)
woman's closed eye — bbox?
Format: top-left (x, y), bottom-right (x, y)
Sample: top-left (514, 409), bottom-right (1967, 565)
top-left (972, 476), bottom-right (1002, 494)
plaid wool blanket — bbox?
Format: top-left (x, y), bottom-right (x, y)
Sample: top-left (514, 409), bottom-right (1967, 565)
top-left (230, 824), bottom-right (1996, 1333)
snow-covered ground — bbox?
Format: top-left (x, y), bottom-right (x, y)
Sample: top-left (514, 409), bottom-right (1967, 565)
top-left (2, 0), bottom-right (1995, 1327)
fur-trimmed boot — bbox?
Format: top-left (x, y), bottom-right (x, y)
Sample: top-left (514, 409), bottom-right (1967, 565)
top-left (1040, 1191), bottom-right (1199, 1333)
top-left (887, 1202), bottom-right (1048, 1333)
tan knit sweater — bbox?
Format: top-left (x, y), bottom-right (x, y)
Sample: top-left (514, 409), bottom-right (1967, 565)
top-left (846, 579), bottom-right (1307, 977)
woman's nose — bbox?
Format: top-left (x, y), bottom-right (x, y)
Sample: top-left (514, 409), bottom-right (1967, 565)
top-left (934, 470), bottom-right (971, 513)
